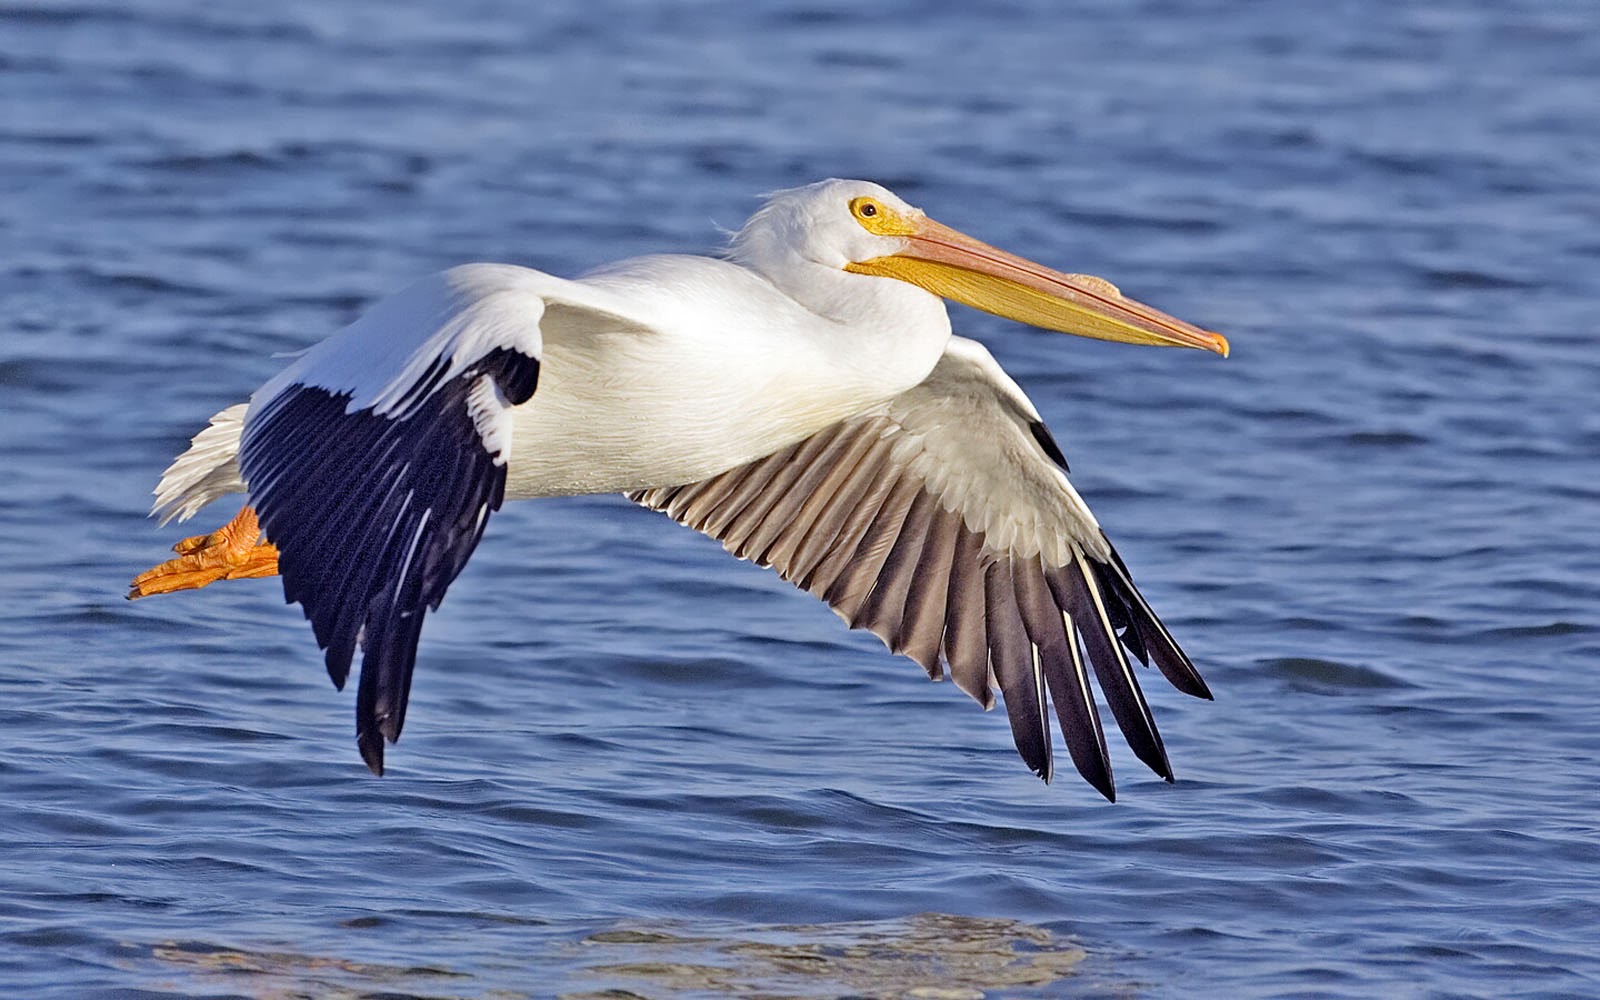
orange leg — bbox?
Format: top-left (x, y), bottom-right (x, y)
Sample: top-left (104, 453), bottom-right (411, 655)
top-left (127, 506), bottom-right (280, 599)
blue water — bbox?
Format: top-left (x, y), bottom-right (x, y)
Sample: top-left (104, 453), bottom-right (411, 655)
top-left (4, 1), bottom-right (1598, 996)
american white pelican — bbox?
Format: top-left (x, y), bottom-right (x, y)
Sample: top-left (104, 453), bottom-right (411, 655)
top-left (130, 179), bottom-right (1228, 800)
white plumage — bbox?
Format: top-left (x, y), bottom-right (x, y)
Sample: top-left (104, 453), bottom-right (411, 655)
top-left (134, 178), bottom-right (1228, 800)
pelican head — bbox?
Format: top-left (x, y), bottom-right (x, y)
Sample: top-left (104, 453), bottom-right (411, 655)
top-left (734, 179), bottom-right (1229, 356)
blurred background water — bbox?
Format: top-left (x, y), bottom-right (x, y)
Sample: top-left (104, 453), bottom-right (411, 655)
top-left (3, 1), bottom-right (1598, 996)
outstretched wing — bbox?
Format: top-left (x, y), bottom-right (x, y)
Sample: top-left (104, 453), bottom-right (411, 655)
top-left (239, 264), bottom-right (562, 773)
top-left (629, 336), bottom-right (1211, 800)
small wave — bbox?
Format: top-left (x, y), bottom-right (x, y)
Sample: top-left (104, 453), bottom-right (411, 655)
top-left (1421, 268), bottom-right (1538, 291)
top-left (1341, 429), bottom-right (1429, 447)
top-left (1261, 656), bottom-right (1413, 691)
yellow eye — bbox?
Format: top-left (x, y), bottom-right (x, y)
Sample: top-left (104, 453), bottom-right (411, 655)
top-left (850, 195), bottom-right (912, 235)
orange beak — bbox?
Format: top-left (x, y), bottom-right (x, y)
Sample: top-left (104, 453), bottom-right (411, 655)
top-left (848, 216), bottom-right (1229, 356)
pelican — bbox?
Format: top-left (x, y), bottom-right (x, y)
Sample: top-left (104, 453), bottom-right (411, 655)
top-left (129, 179), bottom-right (1228, 800)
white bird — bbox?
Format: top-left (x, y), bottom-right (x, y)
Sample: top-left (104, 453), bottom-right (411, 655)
top-left (130, 179), bottom-right (1229, 800)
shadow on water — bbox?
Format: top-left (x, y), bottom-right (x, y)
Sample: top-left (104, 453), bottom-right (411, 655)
top-left (133, 913), bottom-right (1087, 999)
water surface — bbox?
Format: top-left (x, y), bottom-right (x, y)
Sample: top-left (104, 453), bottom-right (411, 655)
top-left (3, 1), bottom-right (1598, 996)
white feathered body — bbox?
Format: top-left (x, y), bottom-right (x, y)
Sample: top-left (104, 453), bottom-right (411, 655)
top-left (501, 254), bottom-right (951, 498)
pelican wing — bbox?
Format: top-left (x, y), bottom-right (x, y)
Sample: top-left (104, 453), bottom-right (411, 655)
top-left (629, 337), bottom-right (1211, 800)
top-left (239, 264), bottom-right (633, 773)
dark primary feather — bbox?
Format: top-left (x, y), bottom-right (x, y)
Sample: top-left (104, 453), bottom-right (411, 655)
top-left (1014, 561), bottom-right (1112, 799)
top-left (1028, 420), bottom-right (1070, 472)
top-left (984, 561), bottom-right (1052, 779)
top-left (240, 347), bottom-right (540, 774)
top-left (629, 391), bottom-right (1210, 800)
top-left (1050, 558), bottom-right (1169, 783)
top-left (1092, 538), bottom-right (1213, 699)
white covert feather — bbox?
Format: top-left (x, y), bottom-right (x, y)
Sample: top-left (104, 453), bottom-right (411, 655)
top-left (884, 337), bottom-right (1109, 567)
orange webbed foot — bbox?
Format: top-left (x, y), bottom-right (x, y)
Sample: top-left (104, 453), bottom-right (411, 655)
top-left (127, 506), bottom-right (280, 599)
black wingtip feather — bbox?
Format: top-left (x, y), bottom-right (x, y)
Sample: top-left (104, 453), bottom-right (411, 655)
top-left (358, 728), bottom-right (386, 775)
top-left (984, 563), bottom-right (1053, 781)
top-left (1011, 564), bottom-right (1115, 799)
top-left (325, 646), bottom-right (352, 692)
top-left (242, 346), bottom-right (538, 774)
top-left (1051, 561), bottom-right (1173, 782)
top-left (1093, 536), bottom-right (1213, 700)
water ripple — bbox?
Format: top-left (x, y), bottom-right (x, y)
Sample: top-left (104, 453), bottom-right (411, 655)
top-left (3, 0), bottom-right (1599, 997)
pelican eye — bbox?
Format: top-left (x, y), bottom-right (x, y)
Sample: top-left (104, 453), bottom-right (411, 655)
top-left (849, 195), bottom-right (917, 237)
top-left (850, 196), bottom-right (882, 222)
top-left (850, 195), bottom-right (904, 235)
